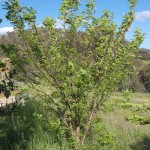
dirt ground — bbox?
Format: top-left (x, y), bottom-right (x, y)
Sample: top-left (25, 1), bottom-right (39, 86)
top-left (0, 96), bottom-right (15, 107)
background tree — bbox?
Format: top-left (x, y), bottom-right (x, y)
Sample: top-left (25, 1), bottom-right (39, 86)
top-left (3, 0), bottom-right (144, 148)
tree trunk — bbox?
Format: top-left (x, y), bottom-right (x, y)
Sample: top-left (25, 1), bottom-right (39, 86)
top-left (80, 100), bottom-right (97, 146)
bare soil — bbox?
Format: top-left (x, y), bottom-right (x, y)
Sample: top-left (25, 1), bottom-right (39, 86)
top-left (0, 96), bottom-right (16, 107)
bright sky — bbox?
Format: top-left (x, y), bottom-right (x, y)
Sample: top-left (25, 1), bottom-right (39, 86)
top-left (0, 0), bottom-right (150, 49)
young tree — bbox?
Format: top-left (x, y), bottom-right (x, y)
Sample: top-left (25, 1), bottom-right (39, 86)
top-left (3, 0), bottom-right (144, 148)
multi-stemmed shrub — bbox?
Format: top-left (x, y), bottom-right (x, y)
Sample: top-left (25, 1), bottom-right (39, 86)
top-left (2, 0), bottom-right (144, 148)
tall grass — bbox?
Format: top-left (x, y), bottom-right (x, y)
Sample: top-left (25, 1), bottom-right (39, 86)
top-left (100, 92), bottom-right (150, 150)
top-left (0, 97), bottom-right (70, 150)
top-left (26, 131), bottom-right (70, 150)
top-left (0, 92), bottom-right (150, 150)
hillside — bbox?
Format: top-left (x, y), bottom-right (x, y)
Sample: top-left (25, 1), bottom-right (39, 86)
top-left (0, 31), bottom-right (150, 92)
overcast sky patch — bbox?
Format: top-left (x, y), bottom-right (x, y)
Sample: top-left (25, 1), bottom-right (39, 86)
top-left (0, 27), bottom-right (14, 35)
top-left (135, 10), bottom-right (150, 21)
top-left (55, 19), bottom-right (64, 29)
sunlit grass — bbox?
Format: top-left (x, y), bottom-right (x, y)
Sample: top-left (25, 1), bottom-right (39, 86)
top-left (100, 92), bottom-right (150, 149)
top-left (0, 92), bottom-right (149, 149)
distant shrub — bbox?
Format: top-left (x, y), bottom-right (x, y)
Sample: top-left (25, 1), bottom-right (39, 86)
top-left (137, 49), bottom-right (150, 60)
top-left (139, 64), bottom-right (150, 92)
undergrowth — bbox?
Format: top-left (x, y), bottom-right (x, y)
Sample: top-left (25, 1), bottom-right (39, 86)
top-left (0, 92), bottom-right (150, 150)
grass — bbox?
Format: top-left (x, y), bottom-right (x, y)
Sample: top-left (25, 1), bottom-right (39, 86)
top-left (142, 60), bottom-right (150, 65)
top-left (0, 92), bottom-right (150, 150)
top-left (111, 92), bottom-right (150, 102)
top-left (101, 109), bottom-right (150, 149)
top-left (131, 93), bottom-right (150, 101)
top-left (100, 92), bottom-right (150, 150)
top-left (26, 132), bottom-right (70, 150)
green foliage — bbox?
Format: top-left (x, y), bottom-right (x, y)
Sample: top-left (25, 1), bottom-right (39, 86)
top-left (26, 131), bottom-right (70, 150)
top-left (90, 120), bottom-right (117, 148)
top-left (127, 115), bottom-right (150, 124)
top-left (121, 102), bottom-right (150, 110)
top-left (121, 98), bottom-right (150, 124)
top-left (122, 89), bottom-right (132, 102)
top-left (0, 98), bottom-right (67, 149)
top-left (0, 97), bottom-right (121, 150)
top-left (2, 0), bottom-right (144, 147)
top-left (0, 60), bottom-right (6, 68)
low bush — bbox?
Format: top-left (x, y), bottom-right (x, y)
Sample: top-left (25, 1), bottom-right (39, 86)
top-left (0, 96), bottom-right (118, 150)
